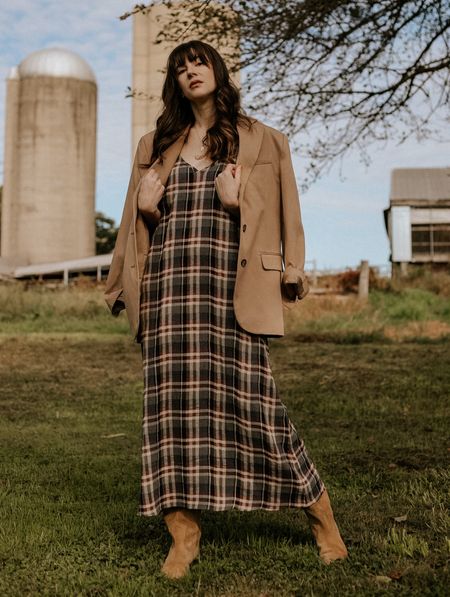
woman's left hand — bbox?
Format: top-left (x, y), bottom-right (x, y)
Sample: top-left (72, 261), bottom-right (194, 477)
top-left (215, 164), bottom-right (242, 215)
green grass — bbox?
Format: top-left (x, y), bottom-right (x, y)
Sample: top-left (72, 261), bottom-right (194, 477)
top-left (0, 282), bottom-right (128, 335)
top-left (1, 281), bottom-right (450, 341)
top-left (1, 332), bottom-right (448, 596)
top-left (369, 288), bottom-right (450, 322)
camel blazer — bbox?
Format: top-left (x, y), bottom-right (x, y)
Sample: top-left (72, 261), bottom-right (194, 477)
top-left (104, 117), bottom-right (309, 343)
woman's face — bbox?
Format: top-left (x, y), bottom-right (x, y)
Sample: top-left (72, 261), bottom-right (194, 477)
top-left (176, 53), bottom-right (217, 102)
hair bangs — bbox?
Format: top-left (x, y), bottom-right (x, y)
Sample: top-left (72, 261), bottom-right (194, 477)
top-left (170, 42), bottom-right (211, 73)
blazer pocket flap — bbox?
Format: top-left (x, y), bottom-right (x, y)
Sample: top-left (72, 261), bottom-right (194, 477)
top-left (260, 253), bottom-right (283, 271)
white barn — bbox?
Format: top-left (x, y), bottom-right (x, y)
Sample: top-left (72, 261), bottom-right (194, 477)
top-left (383, 167), bottom-right (450, 275)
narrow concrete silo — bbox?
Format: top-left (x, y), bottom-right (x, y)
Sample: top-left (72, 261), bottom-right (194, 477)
top-left (1, 47), bottom-right (97, 265)
top-left (131, 0), bottom-right (240, 157)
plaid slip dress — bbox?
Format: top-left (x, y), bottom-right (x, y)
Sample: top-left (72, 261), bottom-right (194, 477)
top-left (138, 153), bottom-right (325, 517)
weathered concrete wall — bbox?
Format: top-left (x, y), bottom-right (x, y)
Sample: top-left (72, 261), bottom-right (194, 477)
top-left (1, 54), bottom-right (97, 265)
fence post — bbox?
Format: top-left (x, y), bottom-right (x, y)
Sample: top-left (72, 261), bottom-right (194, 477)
top-left (311, 259), bottom-right (317, 287)
top-left (358, 260), bottom-right (369, 299)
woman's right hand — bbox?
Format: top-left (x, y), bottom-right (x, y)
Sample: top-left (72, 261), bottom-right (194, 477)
top-left (138, 168), bottom-right (165, 224)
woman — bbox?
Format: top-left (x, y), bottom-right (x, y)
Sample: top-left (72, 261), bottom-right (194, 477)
top-left (104, 40), bottom-right (347, 579)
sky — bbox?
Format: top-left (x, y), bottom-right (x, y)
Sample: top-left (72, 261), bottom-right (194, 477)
top-left (1, 0), bottom-right (449, 272)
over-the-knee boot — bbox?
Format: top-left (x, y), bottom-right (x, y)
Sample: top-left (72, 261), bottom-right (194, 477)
top-left (161, 507), bottom-right (202, 579)
top-left (303, 488), bottom-right (348, 564)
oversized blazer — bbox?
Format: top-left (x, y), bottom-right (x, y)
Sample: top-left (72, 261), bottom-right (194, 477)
top-left (104, 117), bottom-right (310, 343)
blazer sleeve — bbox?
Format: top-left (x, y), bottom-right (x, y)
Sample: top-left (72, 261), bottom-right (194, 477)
top-left (279, 133), bottom-right (310, 301)
top-left (104, 134), bottom-right (151, 316)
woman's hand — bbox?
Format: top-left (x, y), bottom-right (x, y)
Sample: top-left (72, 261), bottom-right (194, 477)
top-left (215, 164), bottom-right (242, 216)
top-left (283, 283), bottom-right (299, 301)
top-left (138, 168), bottom-right (164, 224)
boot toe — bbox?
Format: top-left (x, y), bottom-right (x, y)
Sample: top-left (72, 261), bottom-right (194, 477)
top-left (320, 545), bottom-right (348, 564)
top-left (161, 560), bottom-right (190, 579)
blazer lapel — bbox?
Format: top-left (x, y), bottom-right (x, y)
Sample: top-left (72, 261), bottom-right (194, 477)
top-left (150, 125), bottom-right (191, 186)
top-left (235, 119), bottom-right (264, 204)
top-left (133, 120), bottom-right (264, 240)
top-left (150, 119), bottom-right (264, 195)
top-left (132, 126), bottom-right (191, 264)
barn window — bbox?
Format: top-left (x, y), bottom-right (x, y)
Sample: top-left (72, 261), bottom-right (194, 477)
top-left (411, 224), bottom-right (450, 257)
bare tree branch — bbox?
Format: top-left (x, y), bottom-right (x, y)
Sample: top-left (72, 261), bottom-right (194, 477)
top-left (120, 0), bottom-right (450, 189)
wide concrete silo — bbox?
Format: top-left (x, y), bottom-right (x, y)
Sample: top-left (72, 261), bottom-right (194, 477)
top-left (1, 47), bottom-right (97, 265)
top-left (131, 0), bottom-right (240, 157)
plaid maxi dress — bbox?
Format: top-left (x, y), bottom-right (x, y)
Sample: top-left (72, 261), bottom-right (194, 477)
top-left (138, 154), bottom-right (325, 517)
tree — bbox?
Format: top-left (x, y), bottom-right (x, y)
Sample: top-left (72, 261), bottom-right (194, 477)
top-left (120, 0), bottom-right (450, 189)
top-left (96, 211), bottom-right (118, 254)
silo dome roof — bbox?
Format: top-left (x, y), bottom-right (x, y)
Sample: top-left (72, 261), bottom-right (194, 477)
top-left (18, 47), bottom-right (96, 83)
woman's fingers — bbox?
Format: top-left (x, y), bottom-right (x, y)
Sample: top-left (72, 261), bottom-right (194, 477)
top-left (215, 164), bottom-right (241, 211)
top-left (218, 164), bottom-right (241, 180)
top-left (143, 168), bottom-right (162, 186)
top-left (141, 169), bottom-right (165, 194)
top-left (138, 168), bottom-right (165, 216)
top-left (225, 163), bottom-right (242, 178)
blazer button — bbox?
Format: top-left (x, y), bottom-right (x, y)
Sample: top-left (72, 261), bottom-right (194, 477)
top-left (242, 224), bottom-right (247, 232)
top-left (241, 258), bottom-right (247, 267)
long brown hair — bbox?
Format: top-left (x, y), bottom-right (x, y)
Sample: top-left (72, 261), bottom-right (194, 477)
top-left (145, 40), bottom-right (255, 167)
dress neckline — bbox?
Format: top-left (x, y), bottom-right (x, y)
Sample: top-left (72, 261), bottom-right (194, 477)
top-left (178, 155), bottom-right (215, 172)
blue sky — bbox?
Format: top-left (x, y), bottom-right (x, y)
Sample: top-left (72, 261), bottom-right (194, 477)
top-left (1, 0), bottom-right (449, 270)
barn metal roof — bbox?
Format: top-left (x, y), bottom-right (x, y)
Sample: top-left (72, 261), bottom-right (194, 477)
top-left (390, 168), bottom-right (450, 202)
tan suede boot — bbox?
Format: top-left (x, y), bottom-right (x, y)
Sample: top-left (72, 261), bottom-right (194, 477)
top-left (303, 488), bottom-right (348, 564)
top-left (161, 507), bottom-right (202, 579)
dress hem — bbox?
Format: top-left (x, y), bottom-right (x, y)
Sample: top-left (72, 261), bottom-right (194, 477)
top-left (137, 483), bottom-right (326, 517)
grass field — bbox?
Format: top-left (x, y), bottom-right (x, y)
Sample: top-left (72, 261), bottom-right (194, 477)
top-left (0, 276), bottom-right (450, 340)
top-left (0, 278), bottom-right (449, 596)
